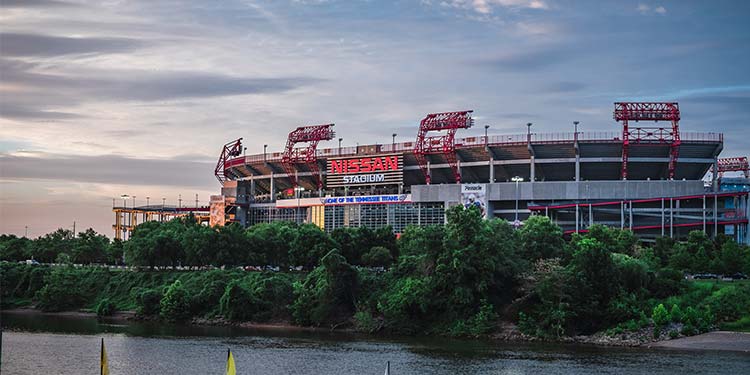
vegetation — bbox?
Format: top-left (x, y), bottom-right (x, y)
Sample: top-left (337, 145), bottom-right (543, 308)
top-left (2, 207), bottom-right (750, 340)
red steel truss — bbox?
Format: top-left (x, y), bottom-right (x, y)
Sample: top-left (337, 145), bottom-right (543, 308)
top-left (281, 124), bottom-right (335, 189)
top-left (214, 138), bottom-right (243, 183)
top-left (413, 110), bottom-right (474, 184)
top-left (614, 102), bottom-right (681, 180)
top-left (716, 157), bottom-right (750, 178)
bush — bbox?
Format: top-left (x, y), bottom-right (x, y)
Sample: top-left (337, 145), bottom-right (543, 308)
top-left (136, 289), bottom-right (162, 316)
top-left (652, 304), bottom-right (670, 329)
top-left (669, 304), bottom-right (683, 323)
top-left (96, 298), bottom-right (115, 316)
top-left (160, 280), bottom-right (190, 321)
top-left (219, 281), bottom-right (260, 321)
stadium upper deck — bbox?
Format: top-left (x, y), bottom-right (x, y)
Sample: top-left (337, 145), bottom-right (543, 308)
top-left (223, 130), bottom-right (723, 195)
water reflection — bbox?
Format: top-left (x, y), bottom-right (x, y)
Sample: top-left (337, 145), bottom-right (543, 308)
top-left (2, 311), bottom-right (749, 375)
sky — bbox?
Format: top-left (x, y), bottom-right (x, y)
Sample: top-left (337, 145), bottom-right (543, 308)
top-left (1, 0), bottom-right (749, 238)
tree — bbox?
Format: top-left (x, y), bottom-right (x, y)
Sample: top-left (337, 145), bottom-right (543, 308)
top-left (31, 229), bottom-right (74, 263)
top-left (361, 246), bottom-right (393, 268)
top-left (517, 215), bottom-right (564, 261)
top-left (289, 224), bottom-right (336, 270)
top-left (71, 228), bottom-right (109, 264)
top-left (246, 222), bottom-right (295, 267)
top-left (0, 235), bottom-right (32, 262)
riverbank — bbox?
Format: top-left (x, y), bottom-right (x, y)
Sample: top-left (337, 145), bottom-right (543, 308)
top-left (5, 307), bottom-right (749, 353)
top-left (649, 331), bottom-right (750, 353)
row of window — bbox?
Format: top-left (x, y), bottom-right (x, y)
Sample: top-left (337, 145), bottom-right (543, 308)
top-left (246, 203), bottom-right (445, 233)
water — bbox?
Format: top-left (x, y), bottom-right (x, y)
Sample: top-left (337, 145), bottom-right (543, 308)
top-left (2, 311), bottom-right (749, 375)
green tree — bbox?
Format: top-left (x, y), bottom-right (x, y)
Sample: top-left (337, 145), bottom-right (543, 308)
top-left (71, 228), bottom-right (109, 264)
top-left (0, 235), bottom-right (32, 261)
top-left (289, 224), bottom-right (336, 270)
top-left (361, 246), bottom-right (393, 268)
top-left (31, 229), bottom-right (75, 263)
top-left (517, 215), bottom-right (564, 261)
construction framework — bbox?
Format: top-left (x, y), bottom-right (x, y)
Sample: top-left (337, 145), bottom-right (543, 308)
top-left (715, 157), bottom-right (750, 178)
top-left (614, 102), bottom-right (681, 180)
top-left (112, 205), bottom-right (210, 240)
top-left (413, 110), bottom-right (474, 184)
top-left (281, 124), bottom-right (336, 189)
top-left (214, 138), bottom-right (243, 183)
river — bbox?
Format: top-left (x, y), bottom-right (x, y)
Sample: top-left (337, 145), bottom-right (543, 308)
top-left (2, 311), bottom-right (749, 375)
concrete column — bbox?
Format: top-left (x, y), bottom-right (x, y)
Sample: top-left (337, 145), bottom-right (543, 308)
top-left (588, 204), bottom-right (593, 227)
top-left (268, 173), bottom-right (276, 202)
top-left (250, 179), bottom-right (256, 202)
top-left (661, 198), bottom-right (665, 237)
top-left (456, 159), bottom-right (461, 183)
top-left (669, 198), bottom-right (674, 238)
top-left (702, 195), bottom-right (706, 233)
top-left (489, 157), bottom-right (494, 183)
top-left (714, 195), bottom-right (718, 237)
top-left (712, 158), bottom-right (719, 192)
top-left (575, 204), bottom-right (579, 233)
top-left (426, 161), bottom-right (431, 184)
top-left (629, 201), bottom-right (633, 230)
top-left (621, 201), bottom-right (625, 229)
top-left (530, 156), bottom-right (536, 181)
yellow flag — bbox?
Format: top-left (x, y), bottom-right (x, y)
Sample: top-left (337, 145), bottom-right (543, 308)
top-left (100, 338), bottom-right (109, 375)
top-left (226, 348), bottom-right (236, 375)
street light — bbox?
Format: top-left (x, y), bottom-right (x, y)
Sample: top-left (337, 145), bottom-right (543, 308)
top-left (526, 122), bottom-right (532, 141)
top-left (484, 125), bottom-right (490, 146)
top-left (120, 194), bottom-right (129, 208)
top-left (511, 176), bottom-right (524, 223)
top-left (392, 133), bottom-right (397, 150)
top-left (574, 121), bottom-right (580, 141)
top-left (146, 196), bottom-right (150, 206)
top-left (338, 137), bottom-right (343, 155)
top-left (263, 144), bottom-right (268, 162)
top-left (295, 186), bottom-right (305, 223)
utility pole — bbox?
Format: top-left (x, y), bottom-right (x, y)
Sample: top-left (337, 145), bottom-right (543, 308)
top-left (178, 194), bottom-right (182, 209)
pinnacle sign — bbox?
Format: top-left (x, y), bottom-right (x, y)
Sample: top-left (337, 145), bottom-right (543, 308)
top-left (327, 154), bottom-right (403, 187)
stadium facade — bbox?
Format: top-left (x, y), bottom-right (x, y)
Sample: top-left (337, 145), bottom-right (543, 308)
top-left (200, 103), bottom-right (748, 245)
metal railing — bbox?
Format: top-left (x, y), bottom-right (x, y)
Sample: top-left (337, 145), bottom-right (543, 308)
top-left (226, 131), bottom-right (722, 166)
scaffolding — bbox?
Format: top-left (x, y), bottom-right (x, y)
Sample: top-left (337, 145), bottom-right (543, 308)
top-left (112, 205), bottom-right (210, 240)
top-left (614, 102), bottom-right (681, 180)
top-left (413, 110), bottom-right (474, 184)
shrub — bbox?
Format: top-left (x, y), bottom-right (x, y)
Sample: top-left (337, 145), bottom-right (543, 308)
top-left (361, 246), bottom-right (393, 268)
top-left (353, 309), bottom-right (380, 333)
top-left (652, 303), bottom-right (670, 329)
top-left (136, 289), bottom-right (162, 316)
top-left (669, 304), bottom-right (683, 323)
top-left (96, 298), bottom-right (115, 316)
top-left (160, 280), bottom-right (190, 321)
top-left (219, 281), bottom-right (260, 321)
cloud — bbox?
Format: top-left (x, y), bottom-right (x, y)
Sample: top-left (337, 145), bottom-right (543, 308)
top-left (0, 0), bottom-right (77, 8)
top-left (0, 152), bottom-right (217, 189)
top-left (0, 32), bottom-right (145, 57)
top-left (0, 57), bottom-right (320, 121)
top-left (472, 47), bottom-right (572, 72)
top-left (543, 81), bottom-right (587, 93)
top-left (637, 3), bottom-right (667, 15)
top-left (439, 0), bottom-right (548, 14)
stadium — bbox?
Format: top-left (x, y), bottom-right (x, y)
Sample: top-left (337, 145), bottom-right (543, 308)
top-left (116, 102), bottom-right (750, 244)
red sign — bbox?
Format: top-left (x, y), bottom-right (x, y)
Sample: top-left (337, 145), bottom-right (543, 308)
top-left (329, 155), bottom-right (399, 175)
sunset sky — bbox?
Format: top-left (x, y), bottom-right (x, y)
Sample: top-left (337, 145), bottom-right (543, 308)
top-left (1, 0), bottom-right (749, 237)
